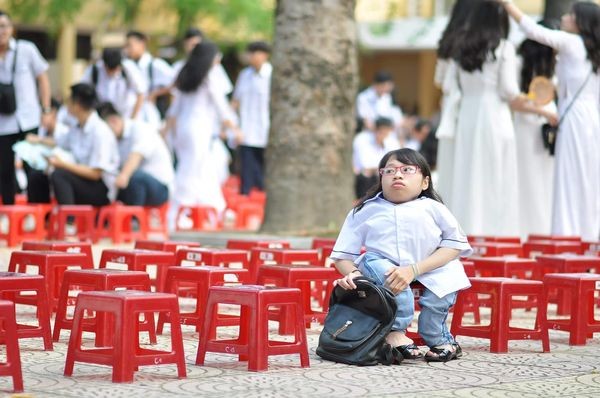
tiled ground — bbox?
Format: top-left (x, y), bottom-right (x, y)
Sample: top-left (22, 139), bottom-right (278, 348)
top-left (0, 238), bottom-right (599, 398)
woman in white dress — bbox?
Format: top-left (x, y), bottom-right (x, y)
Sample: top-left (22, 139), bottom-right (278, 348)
top-left (512, 30), bottom-right (558, 237)
top-left (449, 2), bottom-right (521, 236)
top-left (164, 41), bottom-right (239, 230)
top-left (501, 0), bottom-right (600, 241)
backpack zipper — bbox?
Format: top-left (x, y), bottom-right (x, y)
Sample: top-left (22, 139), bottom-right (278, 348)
top-left (332, 320), bottom-right (353, 339)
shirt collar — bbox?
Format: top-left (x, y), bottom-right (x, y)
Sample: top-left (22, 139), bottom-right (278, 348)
top-left (136, 52), bottom-right (152, 67)
top-left (80, 111), bottom-right (101, 135)
top-left (254, 62), bottom-right (272, 78)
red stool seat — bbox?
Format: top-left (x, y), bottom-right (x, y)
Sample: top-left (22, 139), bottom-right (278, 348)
top-left (175, 247), bottom-right (249, 268)
top-left (0, 300), bottom-right (23, 392)
top-left (47, 205), bottom-right (96, 241)
top-left (472, 257), bottom-right (540, 279)
top-left (470, 242), bottom-right (524, 257)
top-left (0, 272), bottom-right (53, 350)
top-left (451, 277), bottom-right (550, 353)
top-left (8, 250), bottom-right (92, 311)
top-left (196, 285), bottom-right (309, 371)
top-left (135, 239), bottom-right (200, 253)
top-left (226, 239), bottom-right (290, 251)
top-left (528, 234), bottom-right (581, 242)
top-left (95, 203), bottom-right (148, 244)
top-left (22, 240), bottom-right (94, 268)
top-left (523, 240), bottom-right (583, 258)
top-left (64, 290), bottom-right (186, 383)
top-left (543, 273), bottom-right (600, 345)
top-left (53, 269), bottom-right (156, 346)
top-left (468, 236), bottom-right (521, 244)
top-left (157, 266), bottom-right (251, 334)
top-left (248, 248), bottom-right (320, 282)
top-left (0, 205), bottom-right (45, 247)
top-left (99, 249), bottom-right (176, 292)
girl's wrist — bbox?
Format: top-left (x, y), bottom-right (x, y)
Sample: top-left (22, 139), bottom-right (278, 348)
top-left (410, 263), bottom-right (420, 281)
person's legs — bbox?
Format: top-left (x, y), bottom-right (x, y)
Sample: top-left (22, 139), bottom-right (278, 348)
top-left (118, 170), bottom-right (168, 206)
top-left (51, 169), bottom-right (109, 206)
top-left (252, 147), bottom-right (265, 191)
top-left (0, 132), bottom-right (25, 205)
top-left (239, 145), bottom-right (254, 194)
top-left (418, 287), bottom-right (461, 361)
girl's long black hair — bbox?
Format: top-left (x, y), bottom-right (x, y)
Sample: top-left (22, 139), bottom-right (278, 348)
top-left (518, 21), bottom-right (557, 93)
top-left (572, 1), bottom-right (600, 73)
top-left (354, 148), bottom-right (443, 213)
top-left (453, 1), bottom-right (509, 72)
top-left (176, 40), bottom-right (218, 93)
top-left (437, 0), bottom-right (479, 60)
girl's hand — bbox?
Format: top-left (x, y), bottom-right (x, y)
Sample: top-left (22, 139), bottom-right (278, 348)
top-left (334, 270), bottom-right (361, 290)
top-left (384, 266), bottom-right (415, 294)
top-left (541, 110), bottom-right (559, 126)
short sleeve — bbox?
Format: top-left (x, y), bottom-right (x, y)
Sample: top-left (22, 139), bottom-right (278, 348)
top-left (80, 65), bottom-right (93, 84)
top-left (23, 41), bottom-right (48, 77)
top-left (233, 69), bottom-right (246, 101)
top-left (431, 202), bottom-right (473, 257)
top-left (151, 58), bottom-right (175, 88)
top-left (207, 66), bottom-right (236, 122)
top-left (330, 209), bottom-right (365, 262)
top-left (356, 90), bottom-right (375, 122)
top-left (166, 90), bottom-right (181, 118)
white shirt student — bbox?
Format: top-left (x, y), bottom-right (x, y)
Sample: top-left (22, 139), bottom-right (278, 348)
top-left (131, 52), bottom-right (174, 127)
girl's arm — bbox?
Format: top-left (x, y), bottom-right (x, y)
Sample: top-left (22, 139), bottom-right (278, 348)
top-left (333, 259), bottom-right (362, 290)
top-left (384, 247), bottom-right (460, 294)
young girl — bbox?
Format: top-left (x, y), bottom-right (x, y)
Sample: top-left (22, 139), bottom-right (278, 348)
top-left (331, 148), bottom-right (472, 363)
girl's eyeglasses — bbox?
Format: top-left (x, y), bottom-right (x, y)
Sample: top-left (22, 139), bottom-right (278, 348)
top-left (379, 165), bottom-right (420, 176)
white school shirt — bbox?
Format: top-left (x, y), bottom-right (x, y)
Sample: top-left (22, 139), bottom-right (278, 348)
top-left (352, 130), bottom-right (401, 173)
top-left (0, 38), bottom-right (48, 135)
top-left (356, 87), bottom-right (403, 127)
top-left (131, 52), bottom-right (174, 126)
top-left (233, 62), bottom-right (272, 148)
top-left (55, 111), bottom-right (120, 201)
top-left (118, 119), bottom-right (175, 190)
top-left (331, 194), bottom-right (473, 298)
top-left (80, 59), bottom-right (146, 118)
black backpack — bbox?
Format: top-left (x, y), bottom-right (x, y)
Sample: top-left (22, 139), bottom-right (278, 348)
top-left (316, 277), bottom-right (398, 366)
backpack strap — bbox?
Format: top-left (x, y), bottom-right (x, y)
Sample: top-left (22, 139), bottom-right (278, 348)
top-left (148, 56), bottom-right (154, 91)
top-left (91, 63), bottom-right (98, 86)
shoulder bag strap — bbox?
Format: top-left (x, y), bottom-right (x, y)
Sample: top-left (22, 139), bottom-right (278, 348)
top-left (558, 70), bottom-right (593, 126)
top-left (11, 40), bottom-right (18, 83)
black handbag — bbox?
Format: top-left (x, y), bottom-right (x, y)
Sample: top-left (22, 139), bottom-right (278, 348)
top-left (0, 42), bottom-right (17, 115)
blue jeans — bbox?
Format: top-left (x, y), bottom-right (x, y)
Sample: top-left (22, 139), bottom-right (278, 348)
top-left (359, 252), bottom-right (458, 347)
top-left (117, 170), bottom-right (169, 206)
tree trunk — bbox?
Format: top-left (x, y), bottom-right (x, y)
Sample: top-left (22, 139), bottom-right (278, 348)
top-left (261, 0), bottom-right (358, 235)
top-left (543, 0), bottom-right (577, 25)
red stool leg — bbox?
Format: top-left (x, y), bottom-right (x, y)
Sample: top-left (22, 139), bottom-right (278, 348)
top-left (490, 287), bottom-right (509, 353)
top-left (248, 298), bottom-right (268, 371)
top-left (64, 303), bottom-right (86, 376)
top-left (0, 302), bottom-right (24, 392)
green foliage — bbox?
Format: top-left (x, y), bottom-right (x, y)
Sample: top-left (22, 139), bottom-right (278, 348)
top-left (113, 0), bottom-right (144, 25)
top-left (8, 0), bottom-right (84, 33)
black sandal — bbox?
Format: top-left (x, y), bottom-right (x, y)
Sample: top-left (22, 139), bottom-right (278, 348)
top-left (394, 343), bottom-right (423, 360)
top-left (424, 343), bottom-right (462, 363)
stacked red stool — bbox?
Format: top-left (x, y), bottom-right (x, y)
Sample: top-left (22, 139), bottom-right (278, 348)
top-left (95, 203), bottom-right (148, 243)
top-left (135, 239), bottom-right (201, 253)
top-left (543, 273), bottom-right (600, 345)
top-left (22, 240), bottom-right (94, 268)
top-left (53, 269), bottom-right (157, 346)
top-left (47, 205), bottom-right (96, 241)
top-left (226, 239), bottom-right (290, 251)
top-left (196, 285), bottom-right (309, 371)
top-left (0, 300), bottom-right (23, 393)
top-left (157, 266), bottom-right (251, 334)
top-left (64, 290), bottom-right (186, 383)
top-left (470, 242), bottom-right (524, 257)
top-left (175, 247), bottom-right (249, 268)
top-left (451, 277), bottom-right (550, 353)
top-left (248, 247), bottom-right (320, 282)
top-left (0, 205), bottom-right (46, 247)
top-left (256, 264), bottom-right (339, 334)
top-left (0, 272), bottom-right (53, 350)
top-left (8, 250), bottom-right (92, 311)
top-left (523, 239), bottom-right (583, 258)
top-left (472, 257), bottom-right (541, 280)
top-left (99, 249), bottom-right (176, 292)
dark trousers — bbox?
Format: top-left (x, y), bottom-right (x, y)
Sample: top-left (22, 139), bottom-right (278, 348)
top-left (26, 166), bottom-right (51, 203)
top-left (50, 168), bottom-right (110, 206)
top-left (117, 170), bottom-right (169, 206)
top-left (239, 145), bottom-right (265, 195)
top-left (0, 131), bottom-right (26, 204)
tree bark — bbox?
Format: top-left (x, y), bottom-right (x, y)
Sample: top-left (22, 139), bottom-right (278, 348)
top-left (543, 0), bottom-right (577, 25)
top-left (261, 0), bottom-right (358, 235)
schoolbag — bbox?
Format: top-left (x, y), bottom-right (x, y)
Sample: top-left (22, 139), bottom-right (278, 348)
top-left (148, 57), bottom-right (171, 119)
top-left (316, 277), bottom-right (398, 366)
top-left (91, 63), bottom-right (129, 87)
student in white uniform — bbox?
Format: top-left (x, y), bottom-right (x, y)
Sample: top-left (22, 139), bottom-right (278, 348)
top-left (80, 48), bottom-right (146, 120)
top-left (352, 117), bottom-right (400, 199)
top-left (164, 40), bottom-right (239, 230)
top-left (97, 102), bottom-right (173, 207)
top-left (501, 0), bottom-right (600, 241)
top-left (232, 41), bottom-right (272, 194)
top-left (356, 71), bottom-right (403, 133)
top-left (48, 84), bottom-right (119, 206)
top-left (125, 31), bottom-right (174, 126)
top-left (332, 148), bottom-right (472, 363)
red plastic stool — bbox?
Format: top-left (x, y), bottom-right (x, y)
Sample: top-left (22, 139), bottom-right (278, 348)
top-left (99, 249), bottom-right (176, 291)
top-left (226, 239), bottom-right (290, 251)
top-left (468, 236), bottom-right (521, 244)
top-left (523, 240), bottom-right (583, 258)
top-left (135, 239), bottom-right (200, 253)
top-left (176, 205), bottom-right (220, 231)
top-left (256, 264), bottom-right (339, 334)
top-left (144, 203), bottom-right (169, 238)
top-left (64, 290), bottom-right (186, 383)
top-left (0, 205), bottom-right (45, 247)
top-left (95, 203), bottom-right (148, 243)
top-left (0, 300), bottom-right (23, 392)
top-left (248, 248), bottom-right (320, 282)
top-left (451, 277), bottom-right (550, 353)
top-left (0, 272), bottom-right (53, 350)
top-left (175, 247), bottom-right (249, 268)
top-left (470, 242), bottom-right (524, 257)
top-left (22, 240), bottom-right (94, 268)
top-left (528, 234), bottom-right (581, 242)
top-left (8, 250), bottom-right (92, 311)
top-left (196, 285), bottom-right (309, 371)
top-left (472, 257), bottom-right (541, 279)
top-left (53, 269), bottom-right (156, 346)
top-left (156, 266), bottom-right (251, 334)
top-left (234, 202), bottom-right (264, 230)
top-left (47, 205), bottom-right (96, 241)
top-left (543, 273), bottom-right (600, 345)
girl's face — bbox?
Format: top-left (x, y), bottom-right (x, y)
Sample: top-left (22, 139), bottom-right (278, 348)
top-left (380, 157), bottom-right (429, 204)
top-left (561, 13), bottom-right (579, 34)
